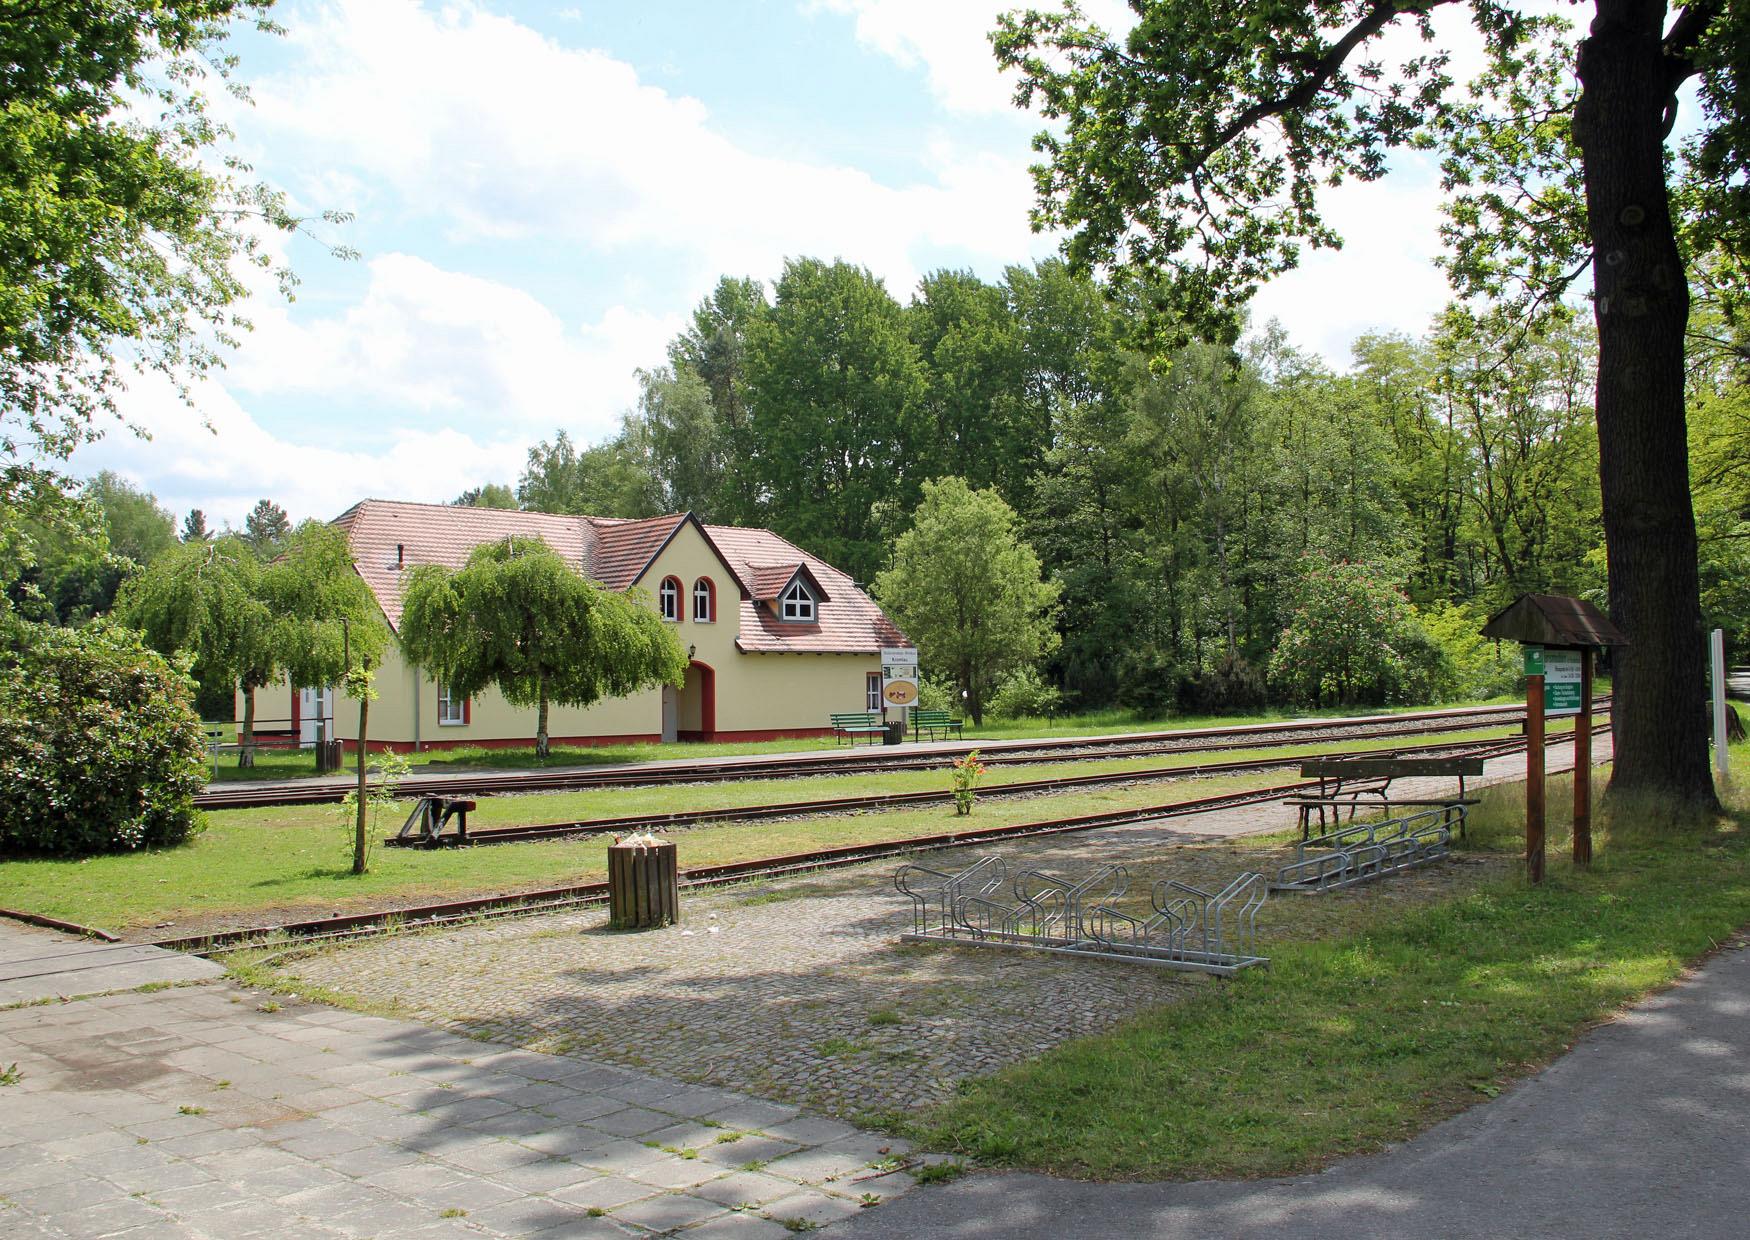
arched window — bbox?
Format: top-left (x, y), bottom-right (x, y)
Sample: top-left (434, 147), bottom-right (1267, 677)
top-left (780, 578), bottom-right (815, 622)
top-left (693, 577), bottom-right (715, 623)
top-left (659, 576), bottom-right (681, 622)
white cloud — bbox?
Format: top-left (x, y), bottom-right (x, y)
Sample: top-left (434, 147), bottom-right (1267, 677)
top-left (243, 0), bottom-right (1044, 297)
top-left (76, 370), bottom-right (531, 529)
top-left (229, 253), bottom-right (680, 436)
top-left (1249, 159), bottom-right (1456, 365)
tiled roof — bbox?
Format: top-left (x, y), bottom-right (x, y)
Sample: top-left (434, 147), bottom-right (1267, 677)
top-left (331, 500), bottom-right (908, 654)
top-left (706, 525), bottom-right (907, 654)
top-left (587, 514), bottom-right (688, 591)
top-left (333, 499), bottom-right (596, 630)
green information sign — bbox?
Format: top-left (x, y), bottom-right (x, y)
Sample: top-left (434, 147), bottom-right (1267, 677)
top-left (1522, 646), bottom-right (1582, 716)
top-left (1543, 649), bottom-right (1582, 716)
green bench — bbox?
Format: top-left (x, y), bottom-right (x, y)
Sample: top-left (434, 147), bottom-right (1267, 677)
top-left (910, 708), bottom-right (963, 742)
top-left (830, 711), bottom-right (887, 746)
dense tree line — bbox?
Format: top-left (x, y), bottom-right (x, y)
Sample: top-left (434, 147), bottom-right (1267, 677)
top-left (457, 254), bottom-right (1750, 714)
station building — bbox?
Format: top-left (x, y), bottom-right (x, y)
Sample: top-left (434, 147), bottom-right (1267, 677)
top-left (272, 499), bottom-right (908, 751)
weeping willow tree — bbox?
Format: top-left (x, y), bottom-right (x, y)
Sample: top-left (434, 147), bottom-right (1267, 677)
top-left (398, 537), bottom-right (688, 759)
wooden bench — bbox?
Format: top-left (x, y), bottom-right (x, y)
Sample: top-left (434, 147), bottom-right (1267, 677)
top-left (1288, 756), bottom-right (1486, 840)
top-left (830, 712), bottom-right (887, 746)
top-left (910, 708), bottom-right (963, 742)
top-left (396, 796), bottom-right (478, 846)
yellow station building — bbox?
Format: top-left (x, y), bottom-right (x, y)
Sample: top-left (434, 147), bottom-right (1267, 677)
top-left (264, 499), bottom-right (909, 752)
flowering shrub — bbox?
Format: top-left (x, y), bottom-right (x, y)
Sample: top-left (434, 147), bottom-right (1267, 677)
top-left (950, 751), bottom-right (987, 816)
top-left (1268, 557), bottom-right (1449, 707)
top-left (988, 667), bottom-right (1063, 719)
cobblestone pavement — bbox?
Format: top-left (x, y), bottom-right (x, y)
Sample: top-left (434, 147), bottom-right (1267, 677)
top-left (274, 783), bottom-right (1526, 1120)
top-left (275, 743), bottom-right (1607, 1122)
top-left (0, 946), bottom-right (924, 1239)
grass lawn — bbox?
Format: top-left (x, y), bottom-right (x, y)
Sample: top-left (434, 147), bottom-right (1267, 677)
top-left (0, 724), bottom-right (1534, 934)
top-left (901, 741), bottom-right (1750, 1181)
top-left (205, 695), bottom-right (1522, 781)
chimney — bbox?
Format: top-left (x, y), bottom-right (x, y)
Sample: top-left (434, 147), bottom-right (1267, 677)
top-left (396, 543), bottom-right (405, 568)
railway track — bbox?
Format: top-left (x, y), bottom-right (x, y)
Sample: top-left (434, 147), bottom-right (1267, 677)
top-left (387, 727), bottom-right (1581, 849)
top-left (156, 727), bottom-right (1589, 956)
top-left (196, 700), bottom-right (1579, 810)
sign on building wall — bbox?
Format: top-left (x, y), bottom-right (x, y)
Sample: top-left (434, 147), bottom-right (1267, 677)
top-left (881, 647), bottom-right (920, 708)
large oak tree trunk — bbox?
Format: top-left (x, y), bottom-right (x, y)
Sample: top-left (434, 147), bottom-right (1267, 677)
top-left (1574, 0), bottom-right (1719, 811)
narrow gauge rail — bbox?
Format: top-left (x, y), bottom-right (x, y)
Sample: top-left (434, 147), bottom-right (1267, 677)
top-left (386, 729), bottom-right (1575, 849)
top-left (160, 729), bottom-right (1588, 956)
top-left (196, 700), bottom-right (1578, 811)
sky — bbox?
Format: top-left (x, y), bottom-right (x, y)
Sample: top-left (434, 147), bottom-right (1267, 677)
top-left (76, 0), bottom-right (1510, 530)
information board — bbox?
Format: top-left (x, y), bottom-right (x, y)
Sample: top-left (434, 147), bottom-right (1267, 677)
top-left (1542, 649), bottom-right (1582, 716)
top-left (1523, 646), bottom-right (1582, 716)
top-left (881, 647), bottom-right (920, 708)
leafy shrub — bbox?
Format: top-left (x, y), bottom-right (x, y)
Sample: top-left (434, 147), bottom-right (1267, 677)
top-left (0, 623), bottom-right (207, 855)
top-left (1416, 601), bottom-right (1521, 701)
top-left (1115, 648), bottom-right (1184, 714)
top-left (1268, 558), bottom-right (1447, 707)
top-left (915, 673), bottom-right (957, 714)
top-left (1177, 654), bottom-right (1269, 714)
top-left (988, 666), bottom-right (1064, 719)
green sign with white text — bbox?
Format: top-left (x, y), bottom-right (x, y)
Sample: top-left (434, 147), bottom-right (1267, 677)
top-left (1522, 646), bottom-right (1581, 716)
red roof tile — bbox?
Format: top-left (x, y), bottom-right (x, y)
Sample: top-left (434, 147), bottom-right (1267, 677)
top-left (586, 514), bottom-right (688, 591)
top-left (705, 525), bottom-right (907, 654)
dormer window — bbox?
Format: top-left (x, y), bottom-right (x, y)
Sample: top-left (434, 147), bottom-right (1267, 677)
top-left (659, 576), bottom-right (682, 622)
top-left (780, 578), bottom-right (816, 623)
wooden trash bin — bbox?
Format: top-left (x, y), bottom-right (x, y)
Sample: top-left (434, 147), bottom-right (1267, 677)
top-left (607, 837), bottom-right (679, 930)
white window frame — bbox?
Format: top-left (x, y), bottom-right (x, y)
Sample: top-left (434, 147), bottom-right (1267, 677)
top-left (659, 577), bottom-right (680, 622)
top-left (866, 671), bottom-right (882, 712)
top-left (780, 579), bottom-right (815, 622)
top-left (437, 684), bottom-right (467, 726)
top-left (693, 577), bottom-right (714, 623)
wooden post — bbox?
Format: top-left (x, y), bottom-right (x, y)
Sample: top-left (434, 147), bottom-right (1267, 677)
top-left (608, 840), bottom-right (680, 930)
top-left (1574, 648), bottom-right (1593, 866)
top-left (1526, 662), bottom-right (1546, 885)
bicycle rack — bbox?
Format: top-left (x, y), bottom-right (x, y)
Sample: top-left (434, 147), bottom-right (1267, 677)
top-left (1272, 804), bottom-right (1460, 894)
top-left (896, 856), bottom-right (1268, 975)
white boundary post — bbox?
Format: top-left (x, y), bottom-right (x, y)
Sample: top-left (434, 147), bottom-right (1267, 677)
top-left (1712, 628), bottom-right (1730, 788)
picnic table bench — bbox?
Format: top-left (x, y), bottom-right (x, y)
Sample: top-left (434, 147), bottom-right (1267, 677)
top-left (1287, 756), bottom-right (1485, 840)
top-left (396, 796), bottom-right (478, 847)
top-left (910, 708), bottom-right (963, 742)
top-left (830, 711), bottom-right (887, 746)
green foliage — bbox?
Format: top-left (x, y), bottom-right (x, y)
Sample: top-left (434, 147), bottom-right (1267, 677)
top-left (1417, 602), bottom-right (1521, 701)
top-left (746, 258), bottom-right (928, 582)
top-left (517, 429), bottom-right (658, 519)
top-left (1268, 557), bottom-right (1445, 708)
top-left (0, 1), bottom-right (312, 569)
top-left (118, 535), bottom-right (275, 699)
top-left (398, 536), bottom-right (688, 757)
top-left (4, 472), bottom-right (180, 626)
top-left (181, 509), bottom-right (210, 542)
top-left (336, 748), bottom-right (409, 871)
top-left (265, 521), bottom-right (388, 688)
top-left (875, 478), bottom-right (1061, 726)
top-left (451, 484), bottom-right (517, 510)
top-left (987, 667), bottom-right (1064, 720)
top-left (242, 499), bottom-right (291, 556)
top-left (0, 622), bottom-right (205, 855)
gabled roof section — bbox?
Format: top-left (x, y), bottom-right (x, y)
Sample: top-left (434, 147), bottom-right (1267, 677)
top-left (1481, 593), bottom-right (1629, 648)
top-left (586, 512), bottom-right (750, 596)
top-left (334, 499), bottom-right (596, 630)
top-left (745, 562), bottom-right (831, 604)
top-left (706, 525), bottom-right (906, 654)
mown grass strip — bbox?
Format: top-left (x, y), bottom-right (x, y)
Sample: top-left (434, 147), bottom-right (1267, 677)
top-left (902, 758), bottom-right (1750, 1181)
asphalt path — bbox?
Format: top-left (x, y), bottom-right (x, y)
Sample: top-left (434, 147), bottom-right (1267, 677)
top-left (830, 940), bottom-right (1750, 1240)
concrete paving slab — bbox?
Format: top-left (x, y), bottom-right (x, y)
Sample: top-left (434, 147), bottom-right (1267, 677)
top-left (0, 920), bottom-right (222, 1005)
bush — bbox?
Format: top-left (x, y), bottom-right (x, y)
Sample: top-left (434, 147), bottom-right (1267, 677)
top-left (1416, 601), bottom-right (1521, 701)
top-left (1268, 557), bottom-right (1446, 708)
top-left (0, 623), bottom-right (207, 855)
top-left (915, 673), bottom-right (957, 714)
top-left (1178, 654), bottom-right (1269, 714)
top-left (988, 667), bottom-right (1065, 719)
